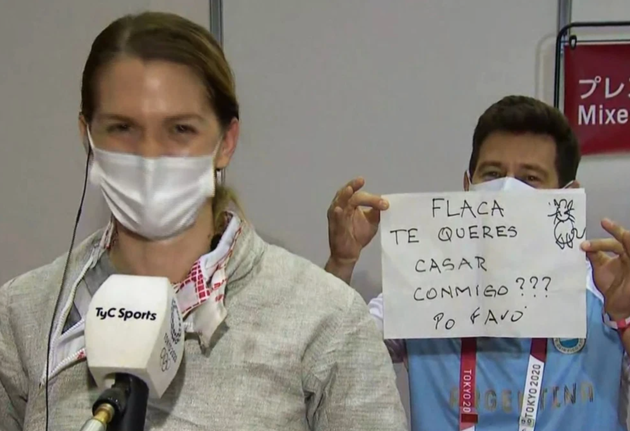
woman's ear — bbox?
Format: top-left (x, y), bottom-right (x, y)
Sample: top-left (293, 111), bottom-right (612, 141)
top-left (78, 113), bottom-right (89, 154)
top-left (215, 118), bottom-right (239, 170)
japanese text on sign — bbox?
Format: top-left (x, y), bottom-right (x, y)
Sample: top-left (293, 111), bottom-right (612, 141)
top-left (381, 190), bottom-right (587, 339)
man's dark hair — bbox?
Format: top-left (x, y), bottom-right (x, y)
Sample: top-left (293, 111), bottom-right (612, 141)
top-left (468, 95), bottom-right (580, 186)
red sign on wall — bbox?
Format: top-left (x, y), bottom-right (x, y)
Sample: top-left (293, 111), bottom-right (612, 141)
top-left (564, 43), bottom-right (630, 156)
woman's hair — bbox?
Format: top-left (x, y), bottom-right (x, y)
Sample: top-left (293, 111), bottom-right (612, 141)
top-left (81, 11), bottom-right (242, 229)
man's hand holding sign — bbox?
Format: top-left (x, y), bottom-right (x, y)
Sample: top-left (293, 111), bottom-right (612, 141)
top-left (381, 190), bottom-right (588, 340)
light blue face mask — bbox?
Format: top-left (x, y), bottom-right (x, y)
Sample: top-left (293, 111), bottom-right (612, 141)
top-left (467, 172), bottom-right (574, 192)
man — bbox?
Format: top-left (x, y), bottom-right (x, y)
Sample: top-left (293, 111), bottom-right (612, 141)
top-left (324, 95), bottom-right (630, 431)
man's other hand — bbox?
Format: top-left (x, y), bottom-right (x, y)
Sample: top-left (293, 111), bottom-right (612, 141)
top-left (326, 177), bottom-right (389, 266)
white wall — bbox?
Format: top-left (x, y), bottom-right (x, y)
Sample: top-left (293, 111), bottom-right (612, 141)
top-left (0, 0), bottom-right (209, 284)
top-left (571, 0), bottom-right (630, 23)
top-left (223, 0), bottom-right (559, 418)
top-left (567, 0), bottom-right (630, 241)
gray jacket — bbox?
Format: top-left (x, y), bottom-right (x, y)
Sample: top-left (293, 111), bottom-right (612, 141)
top-left (0, 222), bottom-right (408, 430)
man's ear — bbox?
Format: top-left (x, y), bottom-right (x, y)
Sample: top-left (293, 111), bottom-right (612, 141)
top-left (463, 171), bottom-right (470, 191)
top-left (568, 179), bottom-right (581, 189)
top-left (78, 113), bottom-right (89, 154)
top-left (215, 118), bottom-right (239, 170)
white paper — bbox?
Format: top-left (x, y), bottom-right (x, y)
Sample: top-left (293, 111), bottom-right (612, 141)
top-left (381, 189), bottom-right (587, 339)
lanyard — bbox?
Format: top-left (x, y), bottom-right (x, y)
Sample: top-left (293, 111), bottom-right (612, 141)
top-left (458, 338), bottom-right (548, 431)
top-left (459, 338), bottom-right (478, 431)
top-left (518, 338), bottom-right (548, 431)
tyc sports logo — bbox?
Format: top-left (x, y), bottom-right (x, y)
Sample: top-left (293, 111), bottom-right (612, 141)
top-left (95, 307), bottom-right (157, 322)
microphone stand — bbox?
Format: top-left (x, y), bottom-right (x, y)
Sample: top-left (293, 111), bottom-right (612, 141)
top-left (108, 374), bottom-right (150, 431)
top-left (79, 374), bottom-right (149, 431)
top-left (108, 374), bottom-right (149, 431)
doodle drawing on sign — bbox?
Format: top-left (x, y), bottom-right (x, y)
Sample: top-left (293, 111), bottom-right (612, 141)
top-left (548, 199), bottom-right (585, 250)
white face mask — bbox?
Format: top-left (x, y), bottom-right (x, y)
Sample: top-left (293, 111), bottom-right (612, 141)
top-left (87, 129), bottom-right (220, 240)
top-left (467, 172), bottom-right (574, 192)
top-left (469, 176), bottom-right (535, 192)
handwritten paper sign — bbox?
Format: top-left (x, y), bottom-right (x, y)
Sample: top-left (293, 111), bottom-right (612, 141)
top-left (381, 190), bottom-right (587, 339)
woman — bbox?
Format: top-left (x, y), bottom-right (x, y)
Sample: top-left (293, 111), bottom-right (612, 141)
top-left (0, 12), bottom-right (407, 430)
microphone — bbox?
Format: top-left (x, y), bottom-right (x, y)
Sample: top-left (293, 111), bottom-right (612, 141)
top-left (79, 275), bottom-right (185, 431)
